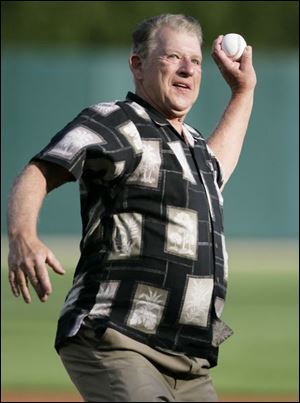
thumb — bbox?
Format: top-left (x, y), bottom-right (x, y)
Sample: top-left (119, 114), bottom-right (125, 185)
top-left (240, 45), bottom-right (252, 70)
top-left (46, 252), bottom-right (65, 275)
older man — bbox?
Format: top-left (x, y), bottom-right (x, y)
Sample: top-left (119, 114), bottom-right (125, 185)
top-left (7, 14), bottom-right (256, 402)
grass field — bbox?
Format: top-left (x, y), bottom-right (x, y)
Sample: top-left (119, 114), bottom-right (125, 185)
top-left (1, 237), bottom-right (299, 400)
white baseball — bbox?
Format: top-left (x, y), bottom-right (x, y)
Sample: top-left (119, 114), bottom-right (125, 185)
top-left (221, 33), bottom-right (247, 61)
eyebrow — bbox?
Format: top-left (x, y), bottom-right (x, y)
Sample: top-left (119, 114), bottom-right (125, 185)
top-left (164, 48), bottom-right (202, 61)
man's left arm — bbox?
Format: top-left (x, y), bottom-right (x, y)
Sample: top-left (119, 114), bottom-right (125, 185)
top-left (207, 35), bottom-right (257, 188)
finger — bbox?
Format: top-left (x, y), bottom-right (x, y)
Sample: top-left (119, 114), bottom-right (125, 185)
top-left (46, 252), bottom-right (65, 275)
top-left (16, 270), bottom-right (32, 304)
top-left (212, 39), bottom-right (238, 73)
top-left (24, 263), bottom-right (49, 301)
top-left (239, 45), bottom-right (252, 71)
top-left (34, 256), bottom-right (52, 301)
top-left (214, 44), bottom-right (237, 66)
top-left (8, 270), bottom-right (20, 297)
top-left (211, 35), bottom-right (224, 53)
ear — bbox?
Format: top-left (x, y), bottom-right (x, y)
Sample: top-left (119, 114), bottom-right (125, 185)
top-left (129, 54), bottom-right (144, 80)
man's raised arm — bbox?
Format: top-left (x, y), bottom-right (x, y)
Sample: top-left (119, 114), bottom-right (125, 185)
top-left (207, 35), bottom-right (257, 187)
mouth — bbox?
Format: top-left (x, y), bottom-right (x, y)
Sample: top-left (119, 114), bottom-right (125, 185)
top-left (172, 82), bottom-right (192, 92)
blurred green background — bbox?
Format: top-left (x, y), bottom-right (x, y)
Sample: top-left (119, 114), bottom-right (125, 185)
top-left (1, 1), bottom-right (299, 401)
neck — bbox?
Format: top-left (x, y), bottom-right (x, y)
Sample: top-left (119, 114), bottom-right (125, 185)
top-left (134, 90), bottom-right (186, 131)
top-left (167, 118), bottom-right (184, 134)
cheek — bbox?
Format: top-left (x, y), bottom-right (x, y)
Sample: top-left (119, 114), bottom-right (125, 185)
top-left (150, 71), bottom-right (170, 93)
top-left (194, 74), bottom-right (201, 92)
top-left (157, 62), bottom-right (175, 80)
top-left (198, 70), bottom-right (202, 83)
top-left (144, 66), bottom-right (164, 86)
top-left (143, 62), bottom-right (176, 93)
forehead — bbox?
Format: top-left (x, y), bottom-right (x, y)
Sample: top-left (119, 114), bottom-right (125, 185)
top-left (153, 26), bottom-right (201, 56)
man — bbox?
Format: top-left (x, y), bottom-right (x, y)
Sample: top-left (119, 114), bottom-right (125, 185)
top-left (7, 14), bottom-right (256, 402)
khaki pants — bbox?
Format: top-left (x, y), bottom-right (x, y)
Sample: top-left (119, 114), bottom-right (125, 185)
top-left (59, 323), bottom-right (218, 402)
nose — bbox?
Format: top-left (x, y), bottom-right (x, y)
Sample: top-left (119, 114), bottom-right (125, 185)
top-left (178, 57), bottom-right (195, 77)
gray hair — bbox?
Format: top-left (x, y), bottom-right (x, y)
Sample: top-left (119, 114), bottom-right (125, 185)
top-left (131, 14), bottom-right (203, 59)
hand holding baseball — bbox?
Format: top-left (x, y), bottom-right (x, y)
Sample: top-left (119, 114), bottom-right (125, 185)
top-left (211, 34), bottom-right (257, 94)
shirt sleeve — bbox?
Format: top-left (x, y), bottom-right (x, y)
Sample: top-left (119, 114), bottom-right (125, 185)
top-left (31, 106), bottom-right (143, 183)
top-left (206, 145), bottom-right (224, 189)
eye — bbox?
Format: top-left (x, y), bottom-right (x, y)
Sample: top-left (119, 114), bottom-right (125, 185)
top-left (191, 58), bottom-right (201, 66)
top-left (167, 54), bottom-right (180, 60)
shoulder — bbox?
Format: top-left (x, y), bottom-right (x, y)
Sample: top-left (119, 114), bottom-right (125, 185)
top-left (88, 101), bottom-right (122, 117)
top-left (75, 100), bottom-right (135, 136)
top-left (83, 100), bottom-right (145, 131)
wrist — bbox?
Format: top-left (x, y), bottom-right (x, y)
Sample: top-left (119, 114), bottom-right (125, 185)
top-left (231, 87), bottom-right (255, 97)
top-left (229, 89), bottom-right (255, 107)
top-left (8, 228), bottom-right (37, 242)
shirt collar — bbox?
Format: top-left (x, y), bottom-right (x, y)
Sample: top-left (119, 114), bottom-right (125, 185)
top-left (126, 92), bottom-right (170, 126)
top-left (125, 92), bottom-right (198, 148)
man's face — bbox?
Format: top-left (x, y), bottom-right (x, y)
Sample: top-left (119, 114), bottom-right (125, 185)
top-left (132, 26), bottom-right (202, 120)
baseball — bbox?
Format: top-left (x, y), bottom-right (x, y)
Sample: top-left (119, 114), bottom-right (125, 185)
top-left (221, 33), bottom-right (247, 61)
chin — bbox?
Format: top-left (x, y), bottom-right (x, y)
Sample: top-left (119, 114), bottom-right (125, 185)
top-left (171, 104), bottom-right (192, 117)
top-left (169, 99), bottom-right (193, 113)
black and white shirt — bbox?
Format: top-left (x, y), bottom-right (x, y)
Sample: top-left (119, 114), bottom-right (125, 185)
top-left (32, 92), bottom-right (232, 367)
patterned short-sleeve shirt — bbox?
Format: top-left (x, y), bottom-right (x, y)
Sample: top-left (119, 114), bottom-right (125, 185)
top-left (32, 92), bottom-right (232, 367)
